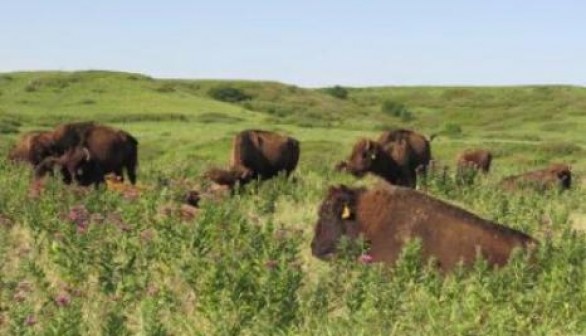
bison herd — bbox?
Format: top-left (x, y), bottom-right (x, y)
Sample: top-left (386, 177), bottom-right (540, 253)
top-left (7, 122), bottom-right (574, 273)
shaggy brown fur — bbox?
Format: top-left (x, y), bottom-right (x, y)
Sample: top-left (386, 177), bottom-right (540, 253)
top-left (34, 147), bottom-right (105, 187)
top-left (50, 121), bottom-right (97, 154)
top-left (36, 122), bottom-right (139, 184)
top-left (342, 138), bottom-right (416, 188)
top-left (8, 131), bottom-right (54, 165)
top-left (207, 129), bottom-right (300, 187)
top-left (500, 164), bottom-right (572, 191)
top-left (311, 184), bottom-right (537, 272)
top-left (377, 129), bottom-right (433, 175)
top-left (457, 149), bottom-right (493, 173)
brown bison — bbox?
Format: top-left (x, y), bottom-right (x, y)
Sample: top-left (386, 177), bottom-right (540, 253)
top-left (7, 131), bottom-right (54, 165)
top-left (34, 146), bottom-right (105, 187)
top-left (337, 129), bottom-right (433, 188)
top-left (311, 184), bottom-right (537, 272)
top-left (457, 149), bottom-right (493, 173)
top-left (377, 129), bottom-right (434, 173)
top-left (499, 164), bottom-right (572, 191)
top-left (36, 122), bottom-right (139, 184)
top-left (206, 129), bottom-right (300, 188)
top-left (455, 149), bottom-right (493, 184)
top-left (339, 138), bottom-right (417, 188)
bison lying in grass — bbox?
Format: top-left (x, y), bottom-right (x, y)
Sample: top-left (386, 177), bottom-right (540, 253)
top-left (499, 163), bottom-right (572, 192)
top-left (311, 184), bottom-right (537, 272)
top-left (206, 129), bottom-right (300, 188)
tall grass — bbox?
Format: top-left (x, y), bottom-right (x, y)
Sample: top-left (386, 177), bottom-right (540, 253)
top-left (0, 159), bottom-right (584, 335)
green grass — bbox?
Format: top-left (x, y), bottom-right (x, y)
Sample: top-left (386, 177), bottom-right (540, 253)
top-left (0, 71), bottom-right (585, 335)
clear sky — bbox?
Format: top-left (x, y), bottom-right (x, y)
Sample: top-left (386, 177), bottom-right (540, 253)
top-left (1, 1), bottom-right (584, 87)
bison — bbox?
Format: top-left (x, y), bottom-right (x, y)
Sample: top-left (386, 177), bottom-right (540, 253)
top-left (337, 129), bottom-right (433, 188)
top-left (311, 184), bottom-right (538, 272)
top-left (206, 129), bottom-right (300, 188)
top-left (457, 149), bottom-right (493, 173)
top-left (377, 128), bottom-right (433, 175)
top-left (7, 131), bottom-right (54, 165)
top-left (338, 138), bottom-right (418, 188)
top-left (456, 149), bottom-right (493, 185)
top-left (35, 122), bottom-right (139, 185)
top-left (34, 146), bottom-right (105, 187)
top-left (499, 164), bottom-right (572, 192)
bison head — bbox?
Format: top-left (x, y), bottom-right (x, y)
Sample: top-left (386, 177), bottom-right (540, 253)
top-left (311, 185), bottom-right (363, 259)
top-left (549, 164), bottom-right (572, 189)
top-left (344, 139), bottom-right (383, 177)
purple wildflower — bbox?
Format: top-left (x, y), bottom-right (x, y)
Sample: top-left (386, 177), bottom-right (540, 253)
top-left (24, 315), bottom-right (36, 327)
top-left (358, 254), bottom-right (374, 264)
top-left (67, 205), bottom-right (90, 233)
top-left (265, 259), bottom-right (279, 270)
top-left (54, 292), bottom-right (71, 307)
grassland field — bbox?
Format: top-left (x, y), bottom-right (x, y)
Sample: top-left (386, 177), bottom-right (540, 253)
top-left (0, 70), bottom-right (585, 335)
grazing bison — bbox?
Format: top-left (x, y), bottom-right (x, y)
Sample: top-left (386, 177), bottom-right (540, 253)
top-left (311, 184), bottom-right (537, 272)
top-left (457, 149), bottom-right (493, 173)
top-left (338, 129), bottom-right (433, 188)
top-left (7, 131), bottom-right (54, 165)
top-left (34, 146), bottom-right (105, 187)
top-left (340, 138), bottom-right (418, 188)
top-left (206, 129), bottom-right (300, 188)
top-left (500, 164), bottom-right (572, 191)
top-left (456, 149), bottom-right (493, 185)
top-left (36, 122), bottom-right (139, 184)
top-left (377, 128), bottom-right (434, 174)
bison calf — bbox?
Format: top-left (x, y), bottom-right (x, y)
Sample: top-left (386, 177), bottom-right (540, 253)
top-left (311, 184), bottom-right (537, 272)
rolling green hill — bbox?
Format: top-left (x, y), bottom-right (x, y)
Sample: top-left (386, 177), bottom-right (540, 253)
top-left (1, 71), bottom-right (584, 170)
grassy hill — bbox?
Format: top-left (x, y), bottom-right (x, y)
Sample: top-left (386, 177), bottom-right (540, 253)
top-left (1, 71), bottom-right (585, 168)
top-left (0, 71), bottom-right (585, 335)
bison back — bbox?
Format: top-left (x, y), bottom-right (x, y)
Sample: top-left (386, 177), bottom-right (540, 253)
top-left (231, 130), bottom-right (299, 178)
top-left (356, 185), bottom-right (536, 271)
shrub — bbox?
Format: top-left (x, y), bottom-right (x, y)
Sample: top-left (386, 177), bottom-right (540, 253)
top-left (381, 100), bottom-right (406, 116)
top-left (323, 86), bottom-right (349, 99)
top-left (208, 86), bottom-right (251, 103)
top-left (442, 122), bottom-right (463, 136)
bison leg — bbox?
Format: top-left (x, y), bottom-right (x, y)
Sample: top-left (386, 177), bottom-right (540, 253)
top-left (125, 156), bottom-right (138, 185)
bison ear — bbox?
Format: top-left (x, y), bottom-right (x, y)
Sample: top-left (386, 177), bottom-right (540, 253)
top-left (341, 203), bottom-right (352, 219)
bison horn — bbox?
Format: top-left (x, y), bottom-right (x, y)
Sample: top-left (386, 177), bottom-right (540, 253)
top-left (341, 204), bottom-right (352, 219)
top-left (82, 147), bottom-right (91, 161)
top-left (364, 140), bottom-right (371, 151)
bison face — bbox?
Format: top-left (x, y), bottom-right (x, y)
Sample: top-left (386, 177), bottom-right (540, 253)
top-left (311, 185), bottom-right (362, 260)
top-left (555, 167), bottom-right (572, 189)
top-left (344, 139), bottom-right (380, 178)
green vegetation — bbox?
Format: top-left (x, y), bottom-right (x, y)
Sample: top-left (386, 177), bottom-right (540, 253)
top-left (0, 71), bottom-right (585, 335)
top-left (322, 85), bottom-right (349, 99)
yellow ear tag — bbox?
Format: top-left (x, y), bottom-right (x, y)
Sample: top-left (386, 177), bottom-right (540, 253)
top-left (341, 204), bottom-right (351, 219)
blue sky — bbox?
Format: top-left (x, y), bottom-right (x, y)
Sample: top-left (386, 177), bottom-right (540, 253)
top-left (1, 1), bottom-right (584, 87)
